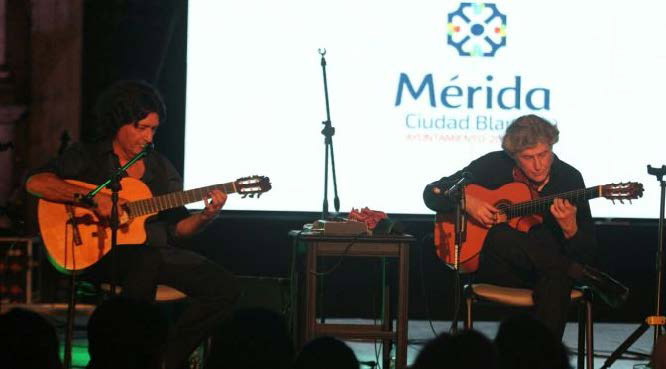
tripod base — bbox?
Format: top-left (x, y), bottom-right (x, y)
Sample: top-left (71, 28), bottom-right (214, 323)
top-left (600, 316), bottom-right (665, 369)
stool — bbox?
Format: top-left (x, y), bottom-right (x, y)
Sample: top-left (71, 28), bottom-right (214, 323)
top-left (99, 283), bottom-right (188, 301)
top-left (464, 283), bottom-right (594, 369)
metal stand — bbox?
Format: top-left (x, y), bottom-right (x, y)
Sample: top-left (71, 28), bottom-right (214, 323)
top-left (317, 48), bottom-right (340, 220)
top-left (317, 49), bottom-right (342, 324)
top-left (600, 164), bottom-right (666, 369)
top-left (449, 183), bottom-right (467, 334)
top-left (62, 144), bottom-right (152, 368)
top-left (63, 271), bottom-right (77, 369)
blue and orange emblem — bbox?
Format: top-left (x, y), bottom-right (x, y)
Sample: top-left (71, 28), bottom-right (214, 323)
top-left (447, 3), bottom-right (507, 57)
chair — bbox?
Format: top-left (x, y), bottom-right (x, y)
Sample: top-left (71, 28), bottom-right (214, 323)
top-left (464, 283), bottom-right (594, 369)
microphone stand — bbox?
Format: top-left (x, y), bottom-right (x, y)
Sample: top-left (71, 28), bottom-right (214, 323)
top-left (600, 164), bottom-right (666, 369)
top-left (318, 48), bottom-right (340, 220)
top-left (316, 49), bottom-right (341, 326)
top-left (449, 184), bottom-right (467, 334)
top-left (62, 144), bottom-right (151, 369)
top-left (83, 144), bottom-right (152, 291)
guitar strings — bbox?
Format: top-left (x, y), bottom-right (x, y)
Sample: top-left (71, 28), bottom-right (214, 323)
top-left (499, 187), bottom-right (595, 218)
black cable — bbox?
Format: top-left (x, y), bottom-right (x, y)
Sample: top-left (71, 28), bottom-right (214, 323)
top-left (308, 232), bottom-right (366, 277)
top-left (359, 360), bottom-right (378, 368)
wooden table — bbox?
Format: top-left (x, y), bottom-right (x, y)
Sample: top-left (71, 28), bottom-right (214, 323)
top-left (289, 231), bottom-right (414, 369)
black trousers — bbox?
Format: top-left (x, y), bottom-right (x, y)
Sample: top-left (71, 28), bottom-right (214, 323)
top-left (87, 244), bottom-right (239, 369)
top-left (475, 223), bottom-right (575, 338)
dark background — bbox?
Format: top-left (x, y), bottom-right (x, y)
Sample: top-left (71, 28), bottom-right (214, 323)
top-left (36, 0), bottom-right (663, 325)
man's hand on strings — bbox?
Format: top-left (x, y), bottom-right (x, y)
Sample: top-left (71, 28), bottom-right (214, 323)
top-left (201, 189), bottom-right (227, 221)
top-left (550, 197), bottom-right (578, 239)
top-left (465, 195), bottom-right (502, 228)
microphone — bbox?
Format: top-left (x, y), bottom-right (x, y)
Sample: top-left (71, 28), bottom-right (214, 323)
top-left (74, 192), bottom-right (97, 208)
top-left (432, 172), bottom-right (473, 198)
top-left (142, 142), bottom-right (154, 154)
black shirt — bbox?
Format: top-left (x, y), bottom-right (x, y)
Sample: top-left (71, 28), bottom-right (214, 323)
top-left (34, 140), bottom-right (190, 247)
top-left (423, 150), bottom-right (598, 265)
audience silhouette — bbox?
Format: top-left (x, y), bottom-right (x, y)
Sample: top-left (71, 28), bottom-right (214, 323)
top-left (494, 313), bottom-right (572, 369)
top-left (0, 307), bottom-right (63, 369)
top-left (206, 307), bottom-right (294, 369)
top-left (411, 329), bottom-right (497, 369)
top-left (0, 294), bottom-right (590, 369)
top-left (86, 296), bottom-right (169, 369)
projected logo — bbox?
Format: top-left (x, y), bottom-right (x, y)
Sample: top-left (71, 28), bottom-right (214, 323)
top-left (447, 2), bottom-right (507, 57)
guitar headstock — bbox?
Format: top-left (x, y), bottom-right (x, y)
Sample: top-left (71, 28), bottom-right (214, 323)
top-left (236, 175), bottom-right (272, 198)
top-left (601, 182), bottom-right (644, 203)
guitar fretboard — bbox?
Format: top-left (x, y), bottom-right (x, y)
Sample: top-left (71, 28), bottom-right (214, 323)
top-left (126, 182), bottom-right (237, 217)
top-left (500, 186), bottom-right (600, 219)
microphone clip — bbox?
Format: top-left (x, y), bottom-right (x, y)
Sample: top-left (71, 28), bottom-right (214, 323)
top-left (438, 172), bottom-right (472, 200)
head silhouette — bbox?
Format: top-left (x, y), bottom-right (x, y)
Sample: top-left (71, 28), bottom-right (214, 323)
top-left (86, 297), bottom-right (168, 369)
top-left (294, 336), bottom-right (359, 369)
top-left (495, 313), bottom-right (571, 369)
top-left (412, 329), bottom-right (497, 369)
top-left (208, 307), bottom-right (294, 369)
top-left (0, 308), bottom-right (62, 369)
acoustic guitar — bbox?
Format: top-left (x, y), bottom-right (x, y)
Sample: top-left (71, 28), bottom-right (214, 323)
top-left (38, 175), bottom-right (271, 272)
top-left (434, 181), bottom-right (643, 273)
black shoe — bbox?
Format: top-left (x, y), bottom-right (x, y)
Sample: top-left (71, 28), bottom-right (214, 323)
top-left (579, 266), bottom-right (629, 308)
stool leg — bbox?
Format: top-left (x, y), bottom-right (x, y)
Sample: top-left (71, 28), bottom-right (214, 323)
top-left (465, 296), bottom-right (473, 330)
top-left (577, 301), bottom-right (585, 369)
top-left (586, 300), bottom-right (594, 369)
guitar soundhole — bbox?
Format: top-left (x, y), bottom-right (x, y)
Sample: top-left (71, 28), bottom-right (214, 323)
top-left (495, 200), bottom-right (512, 211)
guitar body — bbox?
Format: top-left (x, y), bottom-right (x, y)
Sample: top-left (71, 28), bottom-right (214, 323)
top-left (434, 182), bottom-right (542, 273)
top-left (38, 178), bottom-right (154, 273)
top-left (37, 174), bottom-right (272, 273)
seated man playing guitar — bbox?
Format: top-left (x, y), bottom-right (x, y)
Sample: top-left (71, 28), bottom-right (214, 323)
top-left (423, 114), bottom-right (630, 338)
top-left (26, 80), bottom-right (239, 369)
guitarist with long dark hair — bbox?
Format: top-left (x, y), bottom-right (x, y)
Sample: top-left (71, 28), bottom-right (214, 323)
top-left (423, 114), bottom-right (629, 338)
top-left (26, 80), bottom-right (240, 369)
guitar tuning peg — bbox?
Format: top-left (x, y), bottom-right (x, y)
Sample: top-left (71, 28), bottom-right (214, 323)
top-left (242, 194), bottom-right (248, 198)
top-left (249, 194), bottom-right (255, 198)
top-left (619, 199), bottom-right (624, 204)
top-left (257, 193), bottom-right (262, 198)
top-left (611, 199), bottom-right (615, 205)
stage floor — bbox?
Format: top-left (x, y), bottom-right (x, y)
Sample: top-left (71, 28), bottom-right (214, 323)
top-left (64, 318), bottom-right (654, 368)
top-left (343, 319), bottom-right (654, 369)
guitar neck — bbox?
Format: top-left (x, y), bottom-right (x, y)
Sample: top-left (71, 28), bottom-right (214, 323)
top-left (503, 186), bottom-right (601, 219)
top-left (127, 182), bottom-right (237, 217)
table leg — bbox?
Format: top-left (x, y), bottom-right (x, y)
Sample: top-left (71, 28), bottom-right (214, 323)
top-left (305, 241), bottom-right (318, 344)
top-left (396, 243), bottom-right (409, 369)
